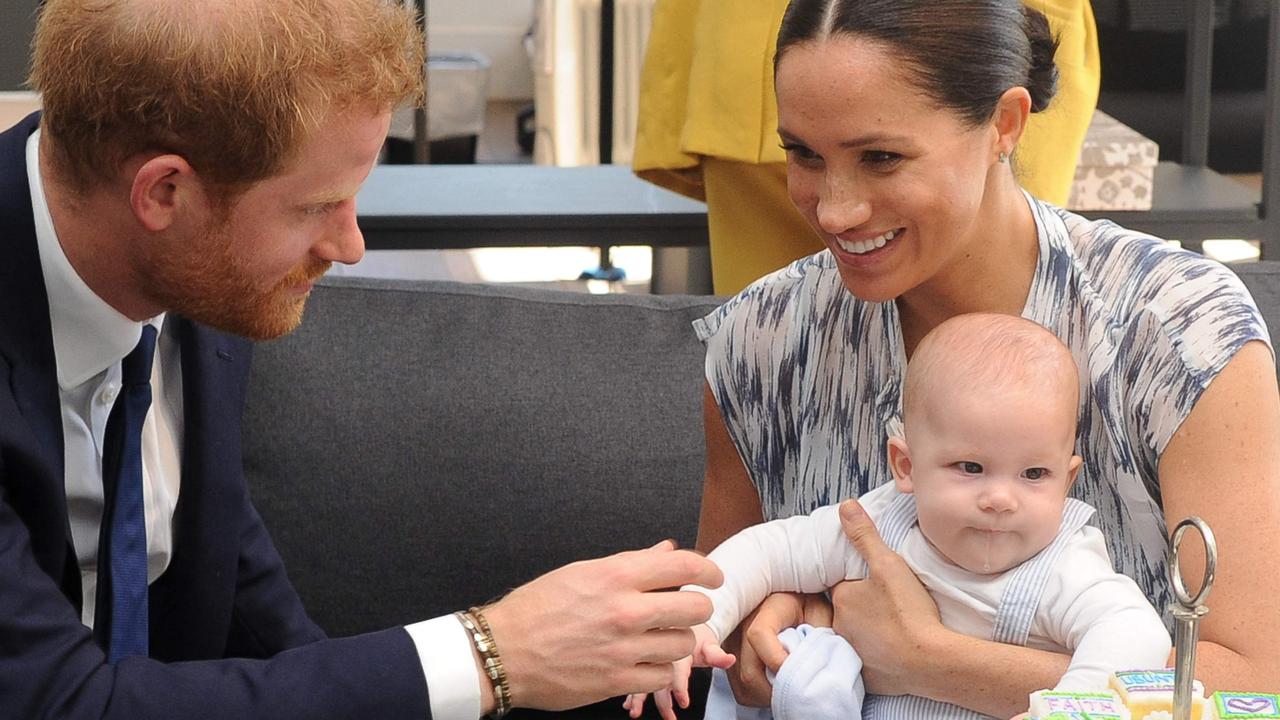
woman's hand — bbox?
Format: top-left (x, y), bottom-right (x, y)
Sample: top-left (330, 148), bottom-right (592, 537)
top-left (831, 499), bottom-right (944, 696)
top-left (720, 592), bottom-right (802, 706)
top-left (717, 590), bottom-right (834, 706)
top-left (831, 499), bottom-right (1066, 717)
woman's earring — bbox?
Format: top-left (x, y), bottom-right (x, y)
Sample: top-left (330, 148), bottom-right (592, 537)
top-left (998, 151), bottom-right (1009, 164)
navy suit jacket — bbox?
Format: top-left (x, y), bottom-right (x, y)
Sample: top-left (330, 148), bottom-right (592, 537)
top-left (0, 114), bottom-right (431, 718)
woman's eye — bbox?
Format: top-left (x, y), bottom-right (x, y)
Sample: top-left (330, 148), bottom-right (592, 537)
top-left (1023, 467), bottom-right (1048, 481)
top-left (863, 150), bottom-right (902, 168)
top-left (958, 461), bottom-right (983, 474)
top-left (780, 142), bottom-right (821, 165)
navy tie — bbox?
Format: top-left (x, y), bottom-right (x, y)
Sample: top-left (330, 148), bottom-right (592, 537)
top-left (96, 324), bottom-right (157, 663)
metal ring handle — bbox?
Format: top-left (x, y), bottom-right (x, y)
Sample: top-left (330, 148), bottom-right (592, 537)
top-left (1169, 516), bottom-right (1217, 608)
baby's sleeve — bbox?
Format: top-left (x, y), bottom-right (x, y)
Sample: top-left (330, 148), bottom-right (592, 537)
top-left (1043, 529), bottom-right (1172, 690)
top-left (693, 504), bottom-right (864, 642)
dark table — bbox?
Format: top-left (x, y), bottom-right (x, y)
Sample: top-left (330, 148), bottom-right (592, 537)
top-left (357, 164), bottom-right (708, 251)
top-left (357, 162), bottom-right (1264, 247)
top-left (355, 162), bottom-right (1267, 278)
top-left (1086, 163), bottom-right (1265, 251)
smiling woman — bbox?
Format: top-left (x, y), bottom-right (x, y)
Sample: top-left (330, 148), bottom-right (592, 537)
top-left (692, 0), bottom-right (1280, 718)
top-left (632, 0), bottom-right (1100, 294)
top-left (774, 33), bottom-right (1038, 310)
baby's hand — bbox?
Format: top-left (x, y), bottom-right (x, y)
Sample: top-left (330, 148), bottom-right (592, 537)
top-left (622, 624), bottom-right (736, 720)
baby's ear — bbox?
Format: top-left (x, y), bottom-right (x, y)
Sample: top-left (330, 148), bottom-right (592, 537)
top-left (887, 436), bottom-right (914, 494)
top-left (1065, 455), bottom-right (1083, 493)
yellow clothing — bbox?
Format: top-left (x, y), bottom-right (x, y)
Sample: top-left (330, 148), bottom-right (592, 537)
top-left (702, 157), bottom-right (814, 294)
top-left (634, 0), bottom-right (1101, 294)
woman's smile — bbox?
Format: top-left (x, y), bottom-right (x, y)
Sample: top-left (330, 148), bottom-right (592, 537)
top-left (832, 227), bottom-right (904, 256)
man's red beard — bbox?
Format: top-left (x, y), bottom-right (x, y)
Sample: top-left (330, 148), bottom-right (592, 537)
top-left (138, 220), bottom-right (333, 340)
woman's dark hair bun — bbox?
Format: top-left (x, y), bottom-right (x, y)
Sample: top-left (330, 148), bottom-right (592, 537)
top-left (1022, 5), bottom-right (1060, 113)
top-left (775, 0), bottom-right (1064, 125)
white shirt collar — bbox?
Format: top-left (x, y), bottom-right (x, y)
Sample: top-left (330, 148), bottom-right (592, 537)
top-left (27, 129), bottom-right (163, 390)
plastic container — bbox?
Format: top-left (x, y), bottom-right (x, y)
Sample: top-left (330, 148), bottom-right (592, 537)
top-left (389, 51), bottom-right (492, 144)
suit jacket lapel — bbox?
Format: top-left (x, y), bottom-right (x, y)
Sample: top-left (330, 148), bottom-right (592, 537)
top-left (0, 112), bottom-right (77, 594)
top-left (148, 315), bottom-right (253, 660)
top-left (3, 113), bottom-right (260, 659)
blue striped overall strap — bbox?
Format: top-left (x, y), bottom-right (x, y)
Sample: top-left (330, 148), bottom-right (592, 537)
top-left (861, 494), bottom-right (1095, 720)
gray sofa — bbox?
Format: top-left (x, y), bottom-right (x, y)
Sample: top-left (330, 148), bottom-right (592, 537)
top-left (241, 262), bottom-right (1280, 718)
top-left (242, 277), bottom-right (721, 718)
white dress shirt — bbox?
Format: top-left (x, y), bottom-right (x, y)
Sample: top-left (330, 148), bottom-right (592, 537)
top-left (27, 130), bottom-right (482, 719)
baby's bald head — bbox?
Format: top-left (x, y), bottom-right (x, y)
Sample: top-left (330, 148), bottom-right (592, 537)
top-left (902, 313), bottom-right (1079, 434)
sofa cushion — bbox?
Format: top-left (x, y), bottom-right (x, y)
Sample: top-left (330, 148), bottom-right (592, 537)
top-left (1233, 261), bottom-right (1280, 339)
top-left (241, 261), bottom-right (1280, 718)
top-left (243, 276), bottom-right (723, 638)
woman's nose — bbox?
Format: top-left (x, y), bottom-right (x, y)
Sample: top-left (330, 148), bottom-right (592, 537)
top-left (816, 174), bottom-right (872, 235)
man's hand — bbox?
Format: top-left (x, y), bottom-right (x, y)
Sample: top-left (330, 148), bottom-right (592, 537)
top-left (480, 540), bottom-right (723, 711)
top-left (623, 623), bottom-right (735, 720)
top-left (832, 499), bottom-right (943, 697)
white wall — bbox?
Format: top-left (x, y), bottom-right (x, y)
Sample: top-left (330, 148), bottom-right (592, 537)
top-left (4, 2), bottom-right (534, 101)
top-left (427, 1), bottom-right (535, 100)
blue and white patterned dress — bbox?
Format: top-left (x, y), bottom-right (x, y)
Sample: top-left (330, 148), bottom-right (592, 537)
top-left (694, 193), bottom-right (1270, 621)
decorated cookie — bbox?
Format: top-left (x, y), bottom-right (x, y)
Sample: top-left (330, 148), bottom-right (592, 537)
top-left (1209, 692), bottom-right (1280, 719)
top-left (1029, 689), bottom-right (1131, 719)
top-left (1109, 670), bottom-right (1206, 720)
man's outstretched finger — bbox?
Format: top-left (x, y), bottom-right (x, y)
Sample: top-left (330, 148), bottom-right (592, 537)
top-left (633, 589), bottom-right (715, 631)
top-left (626, 548), bottom-right (725, 593)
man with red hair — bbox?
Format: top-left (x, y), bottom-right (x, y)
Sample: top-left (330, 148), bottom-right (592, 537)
top-left (0, 0), bottom-right (721, 717)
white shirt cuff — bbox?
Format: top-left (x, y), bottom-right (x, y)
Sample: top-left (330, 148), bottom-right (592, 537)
top-left (405, 615), bottom-right (482, 720)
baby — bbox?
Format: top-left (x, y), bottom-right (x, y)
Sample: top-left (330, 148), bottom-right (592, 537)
top-left (628, 313), bottom-right (1172, 720)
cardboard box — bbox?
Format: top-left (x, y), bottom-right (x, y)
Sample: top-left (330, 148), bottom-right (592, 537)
top-left (1068, 110), bottom-right (1160, 211)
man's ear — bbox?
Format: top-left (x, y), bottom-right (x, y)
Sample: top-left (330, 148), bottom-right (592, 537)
top-left (129, 154), bottom-right (199, 232)
top-left (887, 436), bottom-right (915, 494)
top-left (991, 86), bottom-right (1032, 162)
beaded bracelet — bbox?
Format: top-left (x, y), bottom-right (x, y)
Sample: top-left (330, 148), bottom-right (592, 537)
top-left (457, 607), bottom-right (511, 718)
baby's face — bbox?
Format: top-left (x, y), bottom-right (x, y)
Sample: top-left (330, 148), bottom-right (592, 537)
top-left (897, 382), bottom-right (1080, 575)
